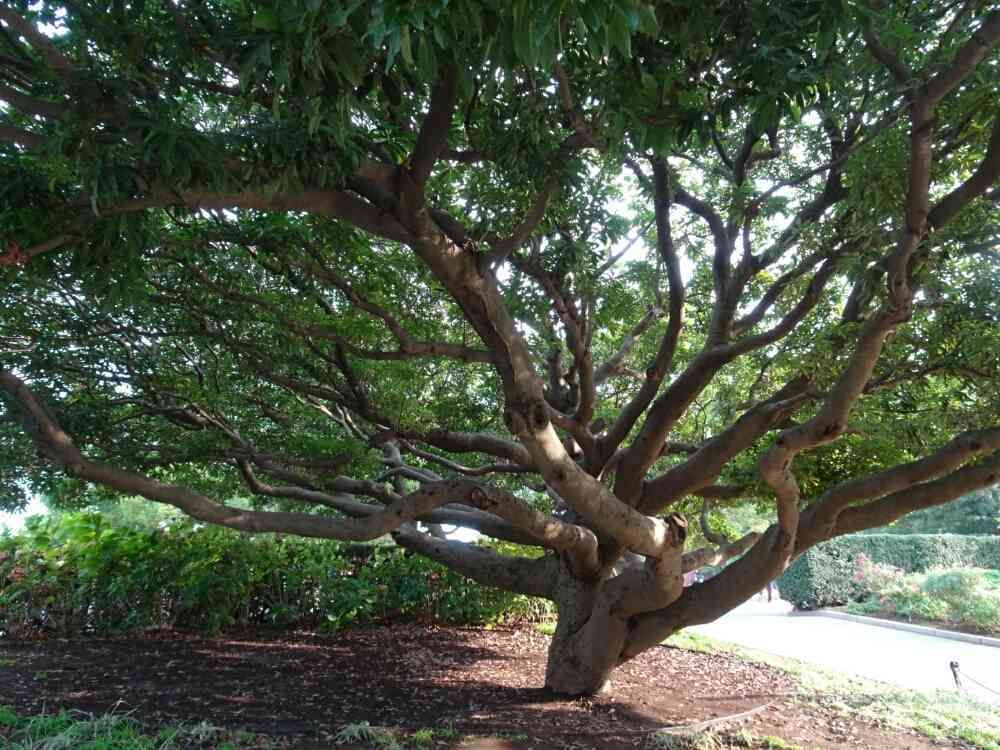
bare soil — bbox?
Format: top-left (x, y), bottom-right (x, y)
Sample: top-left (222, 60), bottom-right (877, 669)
top-left (0, 624), bottom-right (952, 748)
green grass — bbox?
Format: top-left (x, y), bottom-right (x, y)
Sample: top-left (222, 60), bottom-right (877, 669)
top-left (0, 709), bottom-right (491, 750)
top-left (664, 631), bottom-right (1000, 750)
top-left (0, 706), bottom-right (271, 749)
top-left (410, 727), bottom-right (436, 747)
top-left (533, 619), bottom-right (556, 635)
top-left (647, 728), bottom-right (806, 750)
top-left (333, 721), bottom-right (402, 748)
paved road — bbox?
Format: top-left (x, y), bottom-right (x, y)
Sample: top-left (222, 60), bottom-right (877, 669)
top-left (689, 599), bottom-right (1000, 705)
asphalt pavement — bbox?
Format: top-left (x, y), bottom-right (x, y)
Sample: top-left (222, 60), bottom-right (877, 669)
top-left (688, 598), bottom-right (1000, 705)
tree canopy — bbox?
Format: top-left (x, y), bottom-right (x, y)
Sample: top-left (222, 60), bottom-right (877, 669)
top-left (1, 0), bottom-right (998, 694)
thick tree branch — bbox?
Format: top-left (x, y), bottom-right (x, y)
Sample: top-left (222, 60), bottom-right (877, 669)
top-left (0, 369), bottom-right (597, 565)
top-left (0, 7), bottom-right (74, 75)
top-left (409, 66), bottom-right (458, 187)
top-left (0, 123), bottom-right (43, 148)
top-left (797, 428), bottom-right (1000, 547)
top-left (600, 158), bottom-right (685, 472)
top-left (682, 531), bottom-right (760, 574)
top-left (640, 380), bottom-right (813, 514)
top-left (828, 452), bottom-right (1000, 536)
top-left (927, 116), bottom-right (1000, 228)
top-left (391, 524), bottom-right (558, 599)
top-left (601, 514), bottom-right (688, 617)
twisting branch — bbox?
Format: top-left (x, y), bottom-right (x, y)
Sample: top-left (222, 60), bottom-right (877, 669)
top-left (797, 428), bottom-right (1000, 548)
top-left (391, 524), bottom-right (559, 599)
top-left (682, 531), bottom-right (760, 574)
top-left (408, 66), bottom-right (458, 188)
top-left (482, 180), bottom-right (557, 268)
top-left (601, 158), bottom-right (685, 476)
top-left (403, 443), bottom-right (534, 477)
top-left (0, 369), bottom-right (597, 569)
top-left (761, 10), bottom-right (1000, 559)
top-left (600, 514), bottom-right (689, 618)
top-left (699, 498), bottom-right (730, 546)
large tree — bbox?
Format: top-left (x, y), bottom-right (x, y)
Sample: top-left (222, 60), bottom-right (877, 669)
top-left (1, 0), bottom-right (998, 694)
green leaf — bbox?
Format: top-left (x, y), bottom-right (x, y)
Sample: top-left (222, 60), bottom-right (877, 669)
top-left (251, 7), bottom-right (279, 32)
top-left (607, 7), bottom-right (631, 57)
top-left (400, 25), bottom-right (414, 67)
top-left (637, 4), bottom-right (658, 36)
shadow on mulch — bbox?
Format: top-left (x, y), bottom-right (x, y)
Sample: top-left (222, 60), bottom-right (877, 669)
top-left (0, 624), bottom-right (940, 749)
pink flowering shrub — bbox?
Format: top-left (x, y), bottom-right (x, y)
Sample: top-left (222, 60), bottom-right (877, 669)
top-left (851, 553), bottom-right (904, 595)
top-left (848, 554), bottom-right (999, 632)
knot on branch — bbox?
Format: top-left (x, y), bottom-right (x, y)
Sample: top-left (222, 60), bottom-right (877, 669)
top-left (528, 399), bottom-right (550, 432)
top-left (503, 405), bottom-right (526, 436)
top-left (665, 513), bottom-right (687, 547)
top-left (502, 398), bottom-right (550, 436)
top-left (469, 486), bottom-right (494, 509)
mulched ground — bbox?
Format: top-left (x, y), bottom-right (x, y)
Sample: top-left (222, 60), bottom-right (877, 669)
top-left (0, 624), bottom-right (952, 749)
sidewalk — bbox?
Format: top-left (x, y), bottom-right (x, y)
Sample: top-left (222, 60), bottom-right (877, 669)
top-left (688, 598), bottom-right (1000, 705)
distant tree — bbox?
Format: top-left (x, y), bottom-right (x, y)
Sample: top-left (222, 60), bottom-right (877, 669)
top-left (871, 488), bottom-right (1000, 535)
top-left (1, 1), bottom-right (998, 694)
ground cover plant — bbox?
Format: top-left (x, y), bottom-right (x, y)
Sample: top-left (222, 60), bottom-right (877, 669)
top-left (1, 0), bottom-right (999, 695)
top-left (0, 704), bottom-right (272, 749)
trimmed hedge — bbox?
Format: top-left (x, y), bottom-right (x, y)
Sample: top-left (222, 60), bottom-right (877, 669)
top-left (777, 533), bottom-right (1000, 610)
top-left (0, 512), bottom-right (552, 638)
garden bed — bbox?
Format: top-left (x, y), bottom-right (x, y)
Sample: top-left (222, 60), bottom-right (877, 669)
top-left (834, 605), bottom-right (1000, 639)
top-left (0, 624), bottom-right (952, 749)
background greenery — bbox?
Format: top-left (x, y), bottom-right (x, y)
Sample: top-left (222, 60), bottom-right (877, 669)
top-left (776, 532), bottom-right (1000, 611)
top-left (847, 558), bottom-right (1000, 633)
top-left (0, 511), bottom-right (551, 638)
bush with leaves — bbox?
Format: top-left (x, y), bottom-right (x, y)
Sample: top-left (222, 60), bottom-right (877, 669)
top-left (0, 513), bottom-right (551, 638)
top-left (846, 557), bottom-right (1000, 633)
top-left (777, 534), bottom-right (1000, 610)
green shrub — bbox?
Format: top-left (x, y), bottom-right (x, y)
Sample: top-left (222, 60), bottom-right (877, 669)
top-left (922, 569), bottom-right (985, 605)
top-left (0, 513), bottom-right (551, 638)
top-left (777, 533), bottom-right (1000, 610)
top-left (846, 562), bottom-right (1000, 633)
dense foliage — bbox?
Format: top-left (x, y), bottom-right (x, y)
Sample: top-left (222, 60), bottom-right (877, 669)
top-left (777, 533), bottom-right (1000, 610)
top-left (847, 556), bottom-right (1000, 633)
top-left (1, 0), bottom-right (998, 693)
top-left (0, 512), bottom-right (549, 638)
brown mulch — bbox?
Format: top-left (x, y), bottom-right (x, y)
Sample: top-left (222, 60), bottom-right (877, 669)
top-left (0, 624), bottom-right (949, 749)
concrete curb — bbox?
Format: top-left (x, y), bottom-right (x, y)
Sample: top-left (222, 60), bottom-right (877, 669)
top-left (794, 609), bottom-right (1000, 649)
